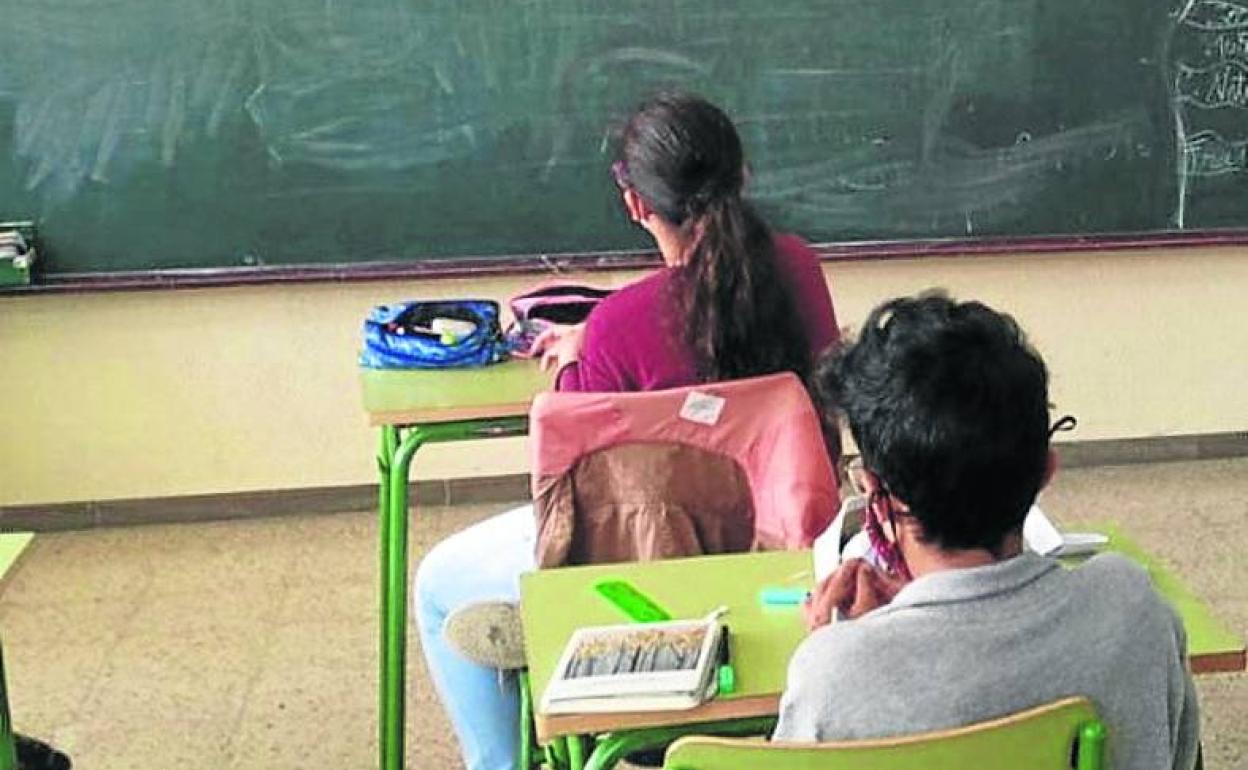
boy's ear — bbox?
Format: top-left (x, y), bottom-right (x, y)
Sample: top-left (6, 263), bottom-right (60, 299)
top-left (1041, 449), bottom-right (1058, 489)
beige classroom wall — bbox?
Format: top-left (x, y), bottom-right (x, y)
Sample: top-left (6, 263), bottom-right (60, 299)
top-left (1, 245), bottom-right (1246, 507)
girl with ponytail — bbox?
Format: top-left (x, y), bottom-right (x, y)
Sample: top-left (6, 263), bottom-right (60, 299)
top-left (535, 92), bottom-right (837, 391)
top-left (416, 93), bottom-right (839, 770)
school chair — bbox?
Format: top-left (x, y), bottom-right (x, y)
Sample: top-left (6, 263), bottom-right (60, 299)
top-left (530, 371), bottom-right (841, 568)
top-left (446, 372), bottom-right (842, 770)
top-left (661, 696), bottom-right (1106, 770)
top-left (528, 372), bottom-right (841, 767)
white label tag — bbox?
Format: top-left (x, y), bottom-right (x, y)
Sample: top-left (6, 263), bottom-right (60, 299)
top-left (679, 391), bottom-right (726, 426)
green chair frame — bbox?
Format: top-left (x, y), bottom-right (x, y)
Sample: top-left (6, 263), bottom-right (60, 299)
top-left (662, 697), bottom-right (1105, 770)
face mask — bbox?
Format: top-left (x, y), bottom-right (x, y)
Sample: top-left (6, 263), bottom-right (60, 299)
top-left (865, 488), bottom-right (913, 581)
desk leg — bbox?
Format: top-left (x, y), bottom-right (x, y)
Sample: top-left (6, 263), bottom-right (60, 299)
top-left (380, 426), bottom-right (424, 770)
top-left (518, 670), bottom-right (537, 770)
top-left (377, 427), bottom-right (396, 770)
top-left (377, 417), bottom-right (529, 770)
top-left (566, 735), bottom-right (587, 770)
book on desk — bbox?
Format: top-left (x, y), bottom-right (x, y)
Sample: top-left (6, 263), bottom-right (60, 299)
top-left (541, 617), bottom-right (728, 714)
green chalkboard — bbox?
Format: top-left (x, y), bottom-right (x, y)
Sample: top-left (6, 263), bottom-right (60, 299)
top-left (1, 0), bottom-right (1246, 278)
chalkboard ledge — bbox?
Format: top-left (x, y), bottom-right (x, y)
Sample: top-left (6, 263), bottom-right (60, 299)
top-left (5, 230), bottom-right (1248, 296)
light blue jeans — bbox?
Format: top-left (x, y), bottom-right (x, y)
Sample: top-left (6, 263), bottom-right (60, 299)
top-left (415, 504), bottom-right (536, 770)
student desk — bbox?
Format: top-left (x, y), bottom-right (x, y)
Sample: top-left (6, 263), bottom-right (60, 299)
top-left (361, 361), bottom-right (551, 770)
top-left (522, 550), bottom-right (808, 770)
top-left (1066, 524), bottom-right (1246, 674)
top-left (0, 534), bottom-right (32, 591)
top-left (520, 527), bottom-right (1245, 770)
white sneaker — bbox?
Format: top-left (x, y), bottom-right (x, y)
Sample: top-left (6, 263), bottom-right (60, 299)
top-left (442, 600), bottom-right (527, 670)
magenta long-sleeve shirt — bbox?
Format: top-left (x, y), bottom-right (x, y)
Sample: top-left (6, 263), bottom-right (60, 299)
top-left (556, 234), bottom-right (838, 392)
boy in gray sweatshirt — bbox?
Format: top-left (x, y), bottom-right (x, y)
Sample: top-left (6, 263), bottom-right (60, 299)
top-left (775, 292), bottom-right (1199, 770)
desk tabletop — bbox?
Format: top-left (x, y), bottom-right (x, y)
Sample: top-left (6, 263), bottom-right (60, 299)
top-left (521, 550), bottom-right (812, 741)
top-left (359, 360), bottom-right (552, 426)
top-left (520, 526), bottom-right (1245, 741)
top-left (1066, 524), bottom-right (1245, 674)
top-left (0, 532), bottom-right (34, 592)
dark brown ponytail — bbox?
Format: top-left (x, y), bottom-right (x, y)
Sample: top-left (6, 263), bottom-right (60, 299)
top-left (677, 195), bottom-right (810, 382)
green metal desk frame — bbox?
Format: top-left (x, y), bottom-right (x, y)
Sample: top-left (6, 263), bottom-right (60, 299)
top-left (517, 662), bottom-right (776, 770)
top-left (376, 417), bottom-right (529, 770)
top-left (364, 362), bottom-right (550, 770)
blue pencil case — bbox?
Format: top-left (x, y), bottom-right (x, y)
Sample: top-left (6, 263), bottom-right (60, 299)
top-left (360, 299), bottom-right (509, 369)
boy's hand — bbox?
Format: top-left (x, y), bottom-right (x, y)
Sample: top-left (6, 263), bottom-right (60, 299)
top-left (803, 559), bottom-right (906, 629)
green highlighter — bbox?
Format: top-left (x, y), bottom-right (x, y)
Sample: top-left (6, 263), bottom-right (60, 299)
top-left (593, 579), bottom-right (672, 623)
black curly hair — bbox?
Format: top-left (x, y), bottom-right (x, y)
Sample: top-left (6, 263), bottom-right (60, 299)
top-left (817, 291), bottom-right (1051, 553)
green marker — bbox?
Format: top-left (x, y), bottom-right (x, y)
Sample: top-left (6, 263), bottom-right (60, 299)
top-left (593, 579), bottom-right (672, 623)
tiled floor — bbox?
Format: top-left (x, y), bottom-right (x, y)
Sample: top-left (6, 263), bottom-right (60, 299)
top-left (0, 458), bottom-right (1245, 770)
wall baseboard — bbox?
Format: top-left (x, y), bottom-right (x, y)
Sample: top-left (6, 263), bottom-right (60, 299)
top-left (3, 432), bottom-right (1246, 533)
top-left (1053, 431), bottom-right (1248, 468)
top-left (0, 475), bottom-right (531, 533)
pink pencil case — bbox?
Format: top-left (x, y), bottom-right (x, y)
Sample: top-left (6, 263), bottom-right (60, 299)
top-left (505, 282), bottom-right (614, 356)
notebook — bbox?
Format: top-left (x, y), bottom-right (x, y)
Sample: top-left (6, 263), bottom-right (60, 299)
top-left (540, 617), bottom-right (726, 714)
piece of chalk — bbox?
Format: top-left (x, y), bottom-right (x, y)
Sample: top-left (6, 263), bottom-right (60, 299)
top-left (759, 587), bottom-right (810, 606)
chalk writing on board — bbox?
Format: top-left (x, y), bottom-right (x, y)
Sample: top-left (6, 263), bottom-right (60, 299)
top-left (1197, 30), bottom-right (1248, 59)
top-left (1176, 61), bottom-right (1248, 108)
top-left (1171, 0), bottom-right (1248, 228)
top-left (1179, 0), bottom-right (1248, 32)
top-left (1184, 130), bottom-right (1248, 174)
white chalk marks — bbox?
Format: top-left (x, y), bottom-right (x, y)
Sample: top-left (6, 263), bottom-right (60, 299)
top-left (5, 1), bottom-right (258, 203)
top-left (2, 1), bottom-right (531, 203)
top-left (1181, 0), bottom-right (1248, 31)
top-left (0, 0), bottom-right (1215, 265)
top-left (1177, 60), bottom-right (1248, 109)
top-left (749, 112), bottom-right (1151, 233)
top-left (1173, 0), bottom-right (1248, 175)
top-left (1184, 129), bottom-right (1248, 174)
